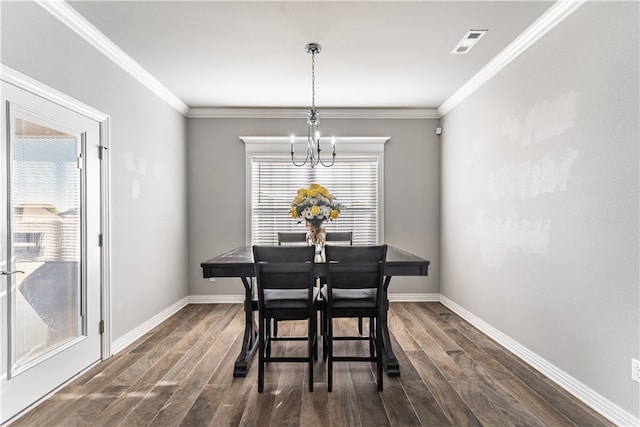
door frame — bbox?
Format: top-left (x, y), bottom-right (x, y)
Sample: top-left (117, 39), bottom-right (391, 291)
top-left (1, 64), bottom-right (112, 360)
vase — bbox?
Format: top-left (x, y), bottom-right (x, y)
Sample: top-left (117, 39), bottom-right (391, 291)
top-left (306, 223), bottom-right (326, 254)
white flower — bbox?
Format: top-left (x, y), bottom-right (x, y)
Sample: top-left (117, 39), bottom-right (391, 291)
top-left (302, 208), bottom-right (313, 219)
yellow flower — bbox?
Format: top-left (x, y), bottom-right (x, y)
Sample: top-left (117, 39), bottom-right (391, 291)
top-left (297, 189), bottom-right (308, 197)
top-left (307, 188), bottom-right (319, 197)
top-left (291, 207), bottom-right (297, 218)
top-left (311, 183), bottom-right (327, 192)
top-left (293, 195), bottom-right (304, 204)
top-left (330, 209), bottom-right (340, 220)
top-left (310, 205), bottom-right (321, 216)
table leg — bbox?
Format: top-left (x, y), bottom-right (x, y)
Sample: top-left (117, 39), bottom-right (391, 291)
top-left (381, 276), bottom-right (400, 376)
top-left (233, 276), bottom-right (259, 377)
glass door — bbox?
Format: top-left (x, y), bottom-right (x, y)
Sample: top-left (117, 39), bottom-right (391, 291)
top-left (1, 82), bottom-right (102, 423)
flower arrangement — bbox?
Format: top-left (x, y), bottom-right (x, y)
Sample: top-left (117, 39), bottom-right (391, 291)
top-left (291, 183), bottom-right (343, 244)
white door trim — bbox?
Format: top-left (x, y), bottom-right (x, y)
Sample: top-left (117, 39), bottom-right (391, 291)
top-left (1, 64), bottom-right (112, 359)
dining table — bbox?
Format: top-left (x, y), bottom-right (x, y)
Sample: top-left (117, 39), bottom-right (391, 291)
top-left (201, 245), bottom-right (430, 378)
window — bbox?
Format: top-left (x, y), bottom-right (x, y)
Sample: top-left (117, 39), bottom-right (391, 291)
top-left (243, 137), bottom-right (388, 246)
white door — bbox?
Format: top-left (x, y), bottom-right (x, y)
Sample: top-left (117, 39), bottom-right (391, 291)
top-left (1, 82), bottom-right (102, 423)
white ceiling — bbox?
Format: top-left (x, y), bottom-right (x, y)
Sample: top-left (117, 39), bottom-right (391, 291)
top-left (68, 1), bottom-right (554, 110)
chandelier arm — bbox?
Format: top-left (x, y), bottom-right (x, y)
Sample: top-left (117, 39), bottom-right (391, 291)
top-left (318, 152), bottom-right (336, 167)
top-left (291, 157), bottom-right (311, 167)
top-left (291, 151), bottom-right (311, 167)
top-left (291, 138), bottom-right (311, 167)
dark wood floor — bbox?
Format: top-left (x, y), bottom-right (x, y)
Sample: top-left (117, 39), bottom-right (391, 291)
top-left (10, 302), bottom-right (613, 427)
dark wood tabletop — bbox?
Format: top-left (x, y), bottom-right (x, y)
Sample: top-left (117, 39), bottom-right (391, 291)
top-left (201, 245), bottom-right (430, 278)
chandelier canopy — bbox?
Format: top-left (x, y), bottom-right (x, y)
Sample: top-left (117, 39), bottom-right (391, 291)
top-left (291, 43), bottom-right (336, 168)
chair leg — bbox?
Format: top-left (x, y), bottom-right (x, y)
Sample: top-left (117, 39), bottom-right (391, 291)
top-left (313, 307), bottom-right (319, 361)
top-left (376, 316), bottom-right (383, 391)
top-left (273, 319), bottom-right (278, 337)
top-left (327, 317), bottom-right (333, 392)
top-left (266, 317), bottom-right (272, 360)
top-left (358, 316), bottom-right (363, 335)
top-left (258, 317), bottom-right (265, 393)
top-left (369, 317), bottom-right (375, 357)
top-left (322, 308), bottom-right (328, 361)
top-left (308, 317), bottom-right (314, 392)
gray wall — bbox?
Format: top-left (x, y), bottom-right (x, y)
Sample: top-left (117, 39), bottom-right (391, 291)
top-left (1, 2), bottom-right (189, 342)
top-left (440, 1), bottom-right (639, 417)
top-left (187, 117), bottom-right (440, 297)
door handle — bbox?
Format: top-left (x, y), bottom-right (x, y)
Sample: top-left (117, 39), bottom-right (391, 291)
top-left (0, 270), bottom-right (24, 275)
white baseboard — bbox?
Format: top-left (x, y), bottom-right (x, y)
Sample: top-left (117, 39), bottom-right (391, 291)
top-left (188, 294), bottom-right (244, 304)
top-left (107, 293), bottom-right (637, 426)
top-left (388, 293), bottom-right (440, 302)
top-left (111, 297), bottom-right (189, 355)
top-left (439, 295), bottom-right (639, 427)
top-left (187, 293), bottom-right (440, 304)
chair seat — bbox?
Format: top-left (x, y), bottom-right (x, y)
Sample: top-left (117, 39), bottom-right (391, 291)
top-left (321, 286), bottom-right (376, 309)
top-left (264, 288), bottom-right (320, 309)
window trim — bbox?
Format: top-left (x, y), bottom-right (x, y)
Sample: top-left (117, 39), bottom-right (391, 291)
top-left (241, 136), bottom-right (389, 246)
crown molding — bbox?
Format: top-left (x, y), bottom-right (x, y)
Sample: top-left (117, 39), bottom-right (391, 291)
top-left (437, 0), bottom-right (585, 117)
top-left (35, 0), bottom-right (189, 116)
top-left (1, 64), bottom-right (109, 121)
top-left (188, 107), bottom-right (439, 119)
top-left (240, 136), bottom-right (390, 155)
top-left (240, 136), bottom-right (390, 145)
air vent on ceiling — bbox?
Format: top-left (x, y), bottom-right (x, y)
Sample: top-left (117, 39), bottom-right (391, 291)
top-left (451, 30), bottom-right (488, 54)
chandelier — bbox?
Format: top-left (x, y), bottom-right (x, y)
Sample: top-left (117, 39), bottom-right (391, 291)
top-left (291, 43), bottom-right (336, 168)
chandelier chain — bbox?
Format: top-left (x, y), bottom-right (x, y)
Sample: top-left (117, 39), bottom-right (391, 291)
top-left (311, 50), bottom-right (316, 110)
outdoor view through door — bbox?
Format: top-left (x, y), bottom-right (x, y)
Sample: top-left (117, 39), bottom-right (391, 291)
top-left (11, 118), bottom-right (83, 371)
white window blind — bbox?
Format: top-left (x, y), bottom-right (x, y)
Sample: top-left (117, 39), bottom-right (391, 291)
top-left (250, 156), bottom-right (380, 246)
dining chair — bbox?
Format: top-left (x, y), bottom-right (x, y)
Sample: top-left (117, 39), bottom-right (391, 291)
top-left (273, 231), bottom-right (310, 339)
top-left (277, 232), bottom-right (308, 246)
top-left (321, 244), bottom-right (388, 392)
top-left (325, 231), bottom-right (353, 246)
top-left (324, 231), bottom-right (368, 335)
top-left (253, 245), bottom-right (318, 392)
